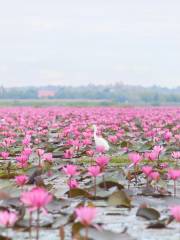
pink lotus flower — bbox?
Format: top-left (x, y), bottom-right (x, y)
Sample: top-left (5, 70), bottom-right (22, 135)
top-left (0, 210), bottom-right (17, 227)
top-left (88, 165), bottom-right (101, 197)
top-left (171, 151), bottom-right (180, 159)
top-left (149, 171), bottom-right (160, 181)
top-left (22, 135), bottom-right (31, 147)
top-left (167, 169), bottom-right (180, 181)
top-left (21, 187), bottom-right (52, 212)
top-left (43, 153), bottom-right (53, 163)
top-left (164, 131), bottom-right (172, 142)
top-left (64, 149), bottom-right (74, 159)
top-left (75, 206), bottom-right (96, 226)
top-left (96, 146), bottom-right (106, 153)
top-left (72, 139), bottom-right (81, 149)
top-left (160, 162), bottom-right (168, 169)
top-left (16, 155), bottom-right (28, 168)
top-left (1, 151), bottom-right (9, 160)
top-left (22, 148), bottom-right (32, 157)
top-left (82, 139), bottom-right (92, 146)
top-left (15, 175), bottom-right (28, 187)
top-left (108, 135), bottom-right (118, 144)
top-left (168, 169), bottom-right (180, 196)
top-left (153, 145), bottom-right (164, 156)
top-left (170, 205), bottom-right (180, 222)
top-left (96, 155), bottom-right (110, 169)
top-left (34, 138), bottom-right (41, 144)
top-left (146, 151), bottom-right (158, 161)
top-left (88, 166), bottom-right (101, 177)
top-left (142, 166), bottom-right (153, 177)
top-left (67, 179), bottom-right (79, 189)
top-left (86, 150), bottom-right (94, 157)
top-left (128, 152), bottom-right (142, 166)
top-left (2, 138), bottom-right (15, 147)
top-left (63, 164), bottom-right (79, 177)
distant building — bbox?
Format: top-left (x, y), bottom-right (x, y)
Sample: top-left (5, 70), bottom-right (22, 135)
top-left (38, 90), bottom-right (55, 99)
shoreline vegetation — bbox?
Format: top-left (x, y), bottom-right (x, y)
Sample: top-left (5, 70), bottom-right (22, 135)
top-left (0, 84), bottom-right (180, 106)
top-left (0, 99), bottom-right (179, 107)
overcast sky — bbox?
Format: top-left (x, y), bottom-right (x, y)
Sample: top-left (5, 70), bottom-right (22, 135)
top-left (0, 0), bottom-right (180, 88)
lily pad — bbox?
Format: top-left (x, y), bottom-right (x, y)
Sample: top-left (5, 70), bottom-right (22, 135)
top-left (136, 207), bottom-right (160, 220)
top-left (67, 188), bottom-right (93, 199)
top-left (98, 180), bottom-right (124, 190)
top-left (108, 190), bottom-right (132, 208)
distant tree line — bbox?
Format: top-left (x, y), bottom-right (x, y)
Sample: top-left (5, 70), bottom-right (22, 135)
top-left (0, 84), bottom-right (180, 105)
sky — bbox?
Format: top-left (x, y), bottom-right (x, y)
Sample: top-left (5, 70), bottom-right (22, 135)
top-left (0, 0), bottom-right (180, 88)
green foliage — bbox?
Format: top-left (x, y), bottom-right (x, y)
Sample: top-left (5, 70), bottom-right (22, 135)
top-left (0, 84), bottom-right (180, 106)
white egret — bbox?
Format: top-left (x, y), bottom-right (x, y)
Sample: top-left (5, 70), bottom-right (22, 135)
top-left (92, 124), bottom-right (110, 151)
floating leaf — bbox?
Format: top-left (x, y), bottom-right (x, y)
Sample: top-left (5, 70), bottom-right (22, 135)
top-left (67, 188), bottom-right (93, 199)
top-left (98, 180), bottom-right (124, 190)
top-left (47, 199), bottom-right (70, 214)
top-left (52, 152), bottom-right (64, 158)
top-left (140, 186), bottom-right (155, 196)
top-left (147, 220), bottom-right (166, 229)
top-left (147, 216), bottom-right (174, 229)
top-left (108, 190), bottom-right (132, 208)
top-left (136, 207), bottom-right (160, 220)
